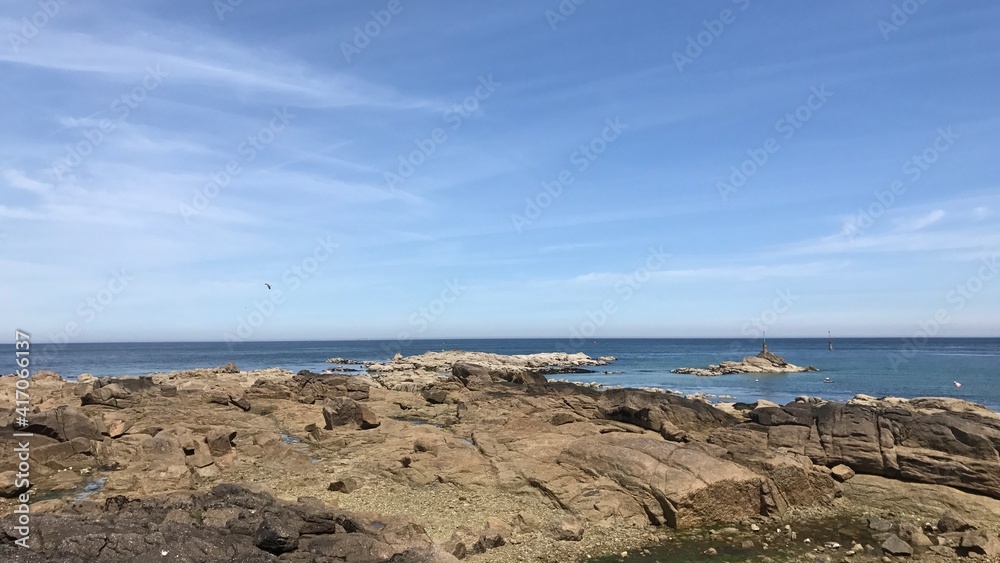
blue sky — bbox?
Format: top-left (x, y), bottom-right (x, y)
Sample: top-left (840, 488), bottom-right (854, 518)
top-left (2, 0), bottom-right (999, 343)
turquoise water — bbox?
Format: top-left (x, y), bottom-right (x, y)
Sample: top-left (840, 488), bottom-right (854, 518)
top-left (25, 338), bottom-right (1000, 411)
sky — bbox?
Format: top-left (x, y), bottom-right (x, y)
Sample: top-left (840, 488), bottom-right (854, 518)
top-left (2, 0), bottom-right (999, 343)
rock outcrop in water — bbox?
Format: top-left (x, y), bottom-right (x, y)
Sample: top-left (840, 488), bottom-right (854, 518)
top-left (671, 343), bottom-right (817, 376)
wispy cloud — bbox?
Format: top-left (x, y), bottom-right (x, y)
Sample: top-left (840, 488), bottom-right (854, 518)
top-left (894, 209), bottom-right (945, 232)
top-left (3, 168), bottom-right (51, 194)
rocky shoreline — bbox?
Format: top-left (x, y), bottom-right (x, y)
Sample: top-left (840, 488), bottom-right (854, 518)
top-left (2, 351), bottom-right (999, 562)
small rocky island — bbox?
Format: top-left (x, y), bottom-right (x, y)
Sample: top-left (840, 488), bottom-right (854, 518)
top-left (672, 342), bottom-right (817, 376)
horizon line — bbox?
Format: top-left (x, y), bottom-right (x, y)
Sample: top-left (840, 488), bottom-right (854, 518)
top-left (10, 335), bottom-right (1000, 346)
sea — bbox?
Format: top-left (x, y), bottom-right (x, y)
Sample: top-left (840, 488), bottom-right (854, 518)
top-left (23, 338), bottom-right (1000, 411)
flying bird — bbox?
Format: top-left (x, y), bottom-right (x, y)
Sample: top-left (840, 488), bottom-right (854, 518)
top-left (265, 283), bottom-right (272, 290)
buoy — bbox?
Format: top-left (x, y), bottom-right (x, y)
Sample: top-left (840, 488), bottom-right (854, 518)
top-left (954, 381), bottom-right (962, 388)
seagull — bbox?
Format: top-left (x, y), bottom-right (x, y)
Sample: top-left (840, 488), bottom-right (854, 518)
top-left (954, 381), bottom-right (962, 388)
top-left (265, 283), bottom-right (272, 290)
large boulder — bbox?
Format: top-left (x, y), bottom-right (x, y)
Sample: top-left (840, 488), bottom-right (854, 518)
top-left (598, 388), bottom-right (739, 438)
top-left (294, 372), bottom-right (370, 401)
top-left (323, 397), bottom-right (381, 430)
top-left (553, 434), bottom-right (770, 528)
top-left (22, 406), bottom-right (102, 442)
top-left (81, 376), bottom-right (159, 408)
top-left (749, 398), bottom-right (1000, 498)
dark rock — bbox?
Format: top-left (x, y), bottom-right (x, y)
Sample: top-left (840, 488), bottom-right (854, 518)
top-left (229, 393), bottom-right (252, 412)
top-left (328, 478), bottom-right (359, 493)
top-left (868, 515), bottom-right (894, 532)
top-left (0, 471), bottom-right (29, 498)
top-left (23, 406), bottom-right (102, 442)
top-left (254, 512), bottom-right (303, 554)
top-left (323, 397), bottom-right (381, 430)
top-left (81, 377), bottom-right (156, 408)
top-left (937, 512), bottom-right (975, 533)
top-left (205, 428), bottom-right (237, 457)
top-left (422, 388), bottom-right (450, 404)
top-left (0, 485), bottom-right (437, 561)
top-left (959, 531), bottom-right (1000, 557)
top-left (452, 362), bottom-right (492, 386)
top-left (598, 388), bottom-right (739, 436)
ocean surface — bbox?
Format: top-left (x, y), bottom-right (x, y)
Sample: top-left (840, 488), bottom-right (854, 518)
top-left (23, 338), bottom-right (1000, 411)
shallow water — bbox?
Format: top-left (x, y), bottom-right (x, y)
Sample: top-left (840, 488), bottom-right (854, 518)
top-left (590, 515), bottom-right (880, 562)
